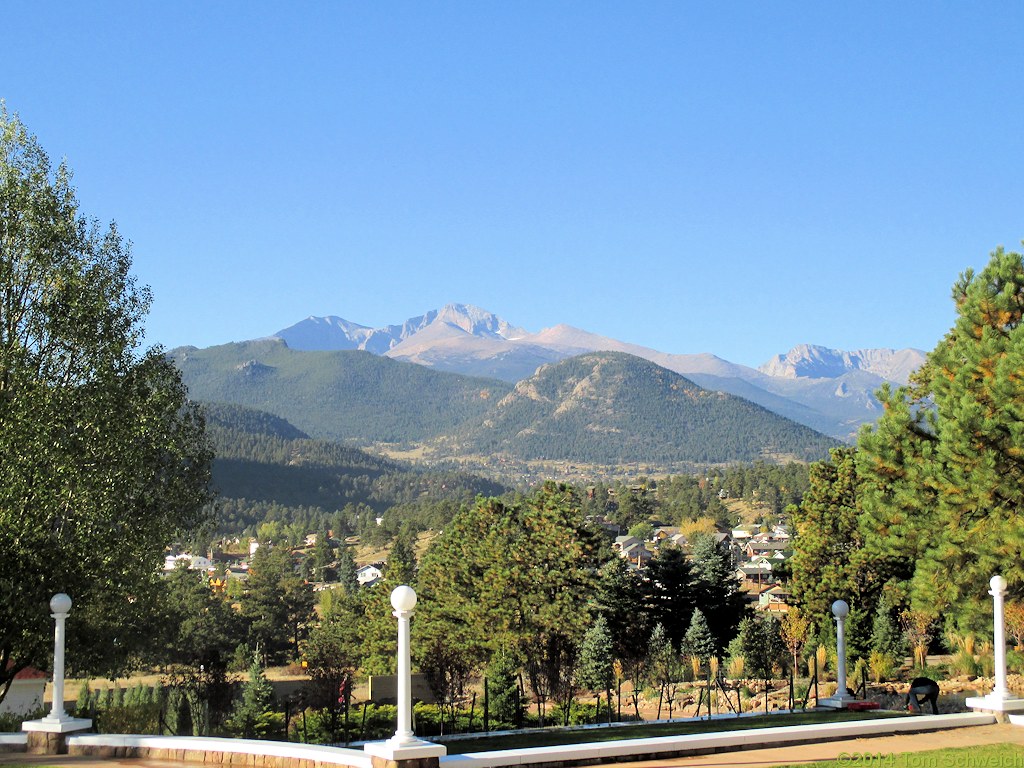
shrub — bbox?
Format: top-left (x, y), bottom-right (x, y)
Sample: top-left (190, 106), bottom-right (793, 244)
top-left (95, 702), bottom-right (162, 734)
top-left (549, 700), bottom-right (597, 727)
top-left (868, 650), bottom-right (898, 683)
top-left (946, 649), bottom-right (979, 678)
top-left (0, 705), bottom-right (45, 732)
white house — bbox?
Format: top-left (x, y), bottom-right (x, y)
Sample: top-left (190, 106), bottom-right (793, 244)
top-left (356, 564), bottom-right (384, 586)
top-left (163, 553), bottom-right (212, 571)
top-left (0, 666), bottom-right (46, 716)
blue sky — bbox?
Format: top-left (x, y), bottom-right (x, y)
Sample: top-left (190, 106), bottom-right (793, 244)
top-left (4, 2), bottom-right (1023, 368)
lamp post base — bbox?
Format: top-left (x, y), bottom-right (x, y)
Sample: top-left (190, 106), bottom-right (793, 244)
top-left (364, 739), bottom-right (446, 768)
top-left (21, 718), bottom-right (93, 754)
top-left (817, 694), bottom-right (859, 710)
top-left (966, 694), bottom-right (1024, 722)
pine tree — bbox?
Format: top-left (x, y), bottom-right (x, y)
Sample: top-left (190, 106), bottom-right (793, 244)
top-left (859, 248), bottom-right (1024, 634)
top-left (360, 534), bottom-right (420, 676)
top-left (789, 448), bottom-right (865, 626)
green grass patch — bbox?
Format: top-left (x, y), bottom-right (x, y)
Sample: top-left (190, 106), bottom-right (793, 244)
top-left (779, 742), bottom-right (1023, 768)
top-left (441, 710), bottom-right (907, 754)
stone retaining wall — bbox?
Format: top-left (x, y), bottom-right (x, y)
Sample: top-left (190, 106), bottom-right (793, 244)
top-left (67, 734), bottom-right (372, 768)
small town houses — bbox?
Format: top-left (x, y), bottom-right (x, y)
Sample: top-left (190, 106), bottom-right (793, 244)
top-left (161, 535), bottom-right (386, 594)
top-left (610, 521), bottom-right (794, 613)
top-left (165, 517), bottom-right (795, 613)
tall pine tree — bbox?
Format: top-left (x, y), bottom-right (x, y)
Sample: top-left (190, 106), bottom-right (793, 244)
top-left (858, 247), bottom-right (1024, 634)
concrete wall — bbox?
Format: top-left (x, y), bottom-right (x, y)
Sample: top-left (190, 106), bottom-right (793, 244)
top-left (368, 674), bottom-right (435, 705)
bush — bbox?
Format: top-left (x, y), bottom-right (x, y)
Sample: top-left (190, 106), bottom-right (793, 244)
top-left (978, 652), bottom-right (995, 678)
top-left (0, 705), bottom-right (45, 732)
top-left (946, 649), bottom-right (980, 678)
top-left (549, 700), bottom-right (597, 727)
top-left (868, 650), bottom-right (898, 683)
top-left (94, 702), bottom-right (162, 735)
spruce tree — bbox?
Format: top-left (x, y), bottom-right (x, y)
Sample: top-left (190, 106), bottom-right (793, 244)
top-left (225, 653), bottom-right (275, 739)
top-left (689, 534), bottom-right (746, 653)
top-left (577, 617), bottom-right (615, 702)
top-left (683, 609), bottom-right (717, 666)
top-left (485, 645), bottom-right (524, 727)
top-left (336, 544), bottom-right (359, 594)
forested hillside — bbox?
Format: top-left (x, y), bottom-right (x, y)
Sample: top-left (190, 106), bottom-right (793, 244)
top-left (454, 352), bottom-right (837, 464)
top-left (171, 339), bottom-right (512, 444)
top-left (202, 403), bottom-right (506, 542)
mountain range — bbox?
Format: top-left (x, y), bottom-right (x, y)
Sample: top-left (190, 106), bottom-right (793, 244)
top-left (272, 303), bottom-right (926, 440)
top-left (170, 343), bottom-right (836, 472)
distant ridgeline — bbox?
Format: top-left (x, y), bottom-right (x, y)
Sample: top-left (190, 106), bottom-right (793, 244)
top-left (173, 343), bottom-right (838, 474)
top-left (202, 402), bottom-right (506, 541)
top-left (171, 339), bottom-right (511, 444)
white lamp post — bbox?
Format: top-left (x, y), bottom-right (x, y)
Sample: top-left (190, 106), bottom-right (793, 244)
top-left (818, 599), bottom-right (856, 709)
top-left (967, 575), bottom-right (1024, 717)
top-left (45, 593), bottom-right (72, 723)
top-left (390, 585), bottom-right (417, 747)
top-left (991, 575), bottom-right (1010, 701)
top-left (22, 593), bottom-right (92, 751)
top-left (833, 599), bottom-right (849, 698)
top-left (363, 586), bottom-right (445, 766)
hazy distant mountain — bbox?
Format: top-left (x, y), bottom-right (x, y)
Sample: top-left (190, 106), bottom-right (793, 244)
top-left (759, 344), bottom-right (926, 383)
top-left (266, 305), bottom-right (927, 440)
top-left (276, 303), bottom-right (526, 353)
top-left (453, 352), bottom-right (837, 464)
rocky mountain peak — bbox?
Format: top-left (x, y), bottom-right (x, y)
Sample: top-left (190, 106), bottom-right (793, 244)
top-left (759, 344), bottom-right (925, 384)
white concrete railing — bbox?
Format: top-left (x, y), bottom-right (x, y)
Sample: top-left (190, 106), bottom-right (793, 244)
top-left (67, 733), bottom-right (372, 768)
top-left (0, 733), bottom-right (27, 749)
top-left (440, 713), bottom-right (996, 768)
top-left (0, 711), bottom-right (1000, 767)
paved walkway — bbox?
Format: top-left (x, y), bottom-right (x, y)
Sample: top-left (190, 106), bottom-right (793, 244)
top-left (1, 724), bottom-right (1022, 768)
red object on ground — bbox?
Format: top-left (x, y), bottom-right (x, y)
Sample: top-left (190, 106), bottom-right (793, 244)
top-left (846, 701), bottom-right (881, 711)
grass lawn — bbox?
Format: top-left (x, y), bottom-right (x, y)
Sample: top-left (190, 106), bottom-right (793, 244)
top-left (780, 742), bottom-right (1023, 767)
top-left (441, 710), bottom-right (907, 754)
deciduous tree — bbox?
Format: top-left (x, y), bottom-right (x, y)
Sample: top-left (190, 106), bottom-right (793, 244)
top-left (0, 105), bottom-right (213, 705)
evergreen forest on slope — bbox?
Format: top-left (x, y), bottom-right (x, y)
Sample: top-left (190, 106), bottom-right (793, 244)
top-left (170, 339), bottom-right (512, 444)
top-left (455, 352), bottom-right (838, 464)
top-left (203, 403), bottom-right (506, 543)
